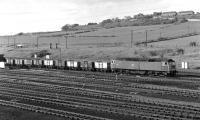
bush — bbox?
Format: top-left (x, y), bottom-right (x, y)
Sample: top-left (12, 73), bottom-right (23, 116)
top-left (17, 32), bottom-right (24, 35)
top-left (61, 24), bottom-right (70, 31)
top-left (87, 23), bottom-right (98, 25)
top-left (176, 48), bottom-right (184, 55)
top-left (149, 51), bottom-right (158, 56)
top-left (189, 41), bottom-right (198, 47)
top-left (101, 19), bottom-right (113, 26)
top-left (61, 24), bottom-right (79, 31)
top-left (158, 37), bottom-right (167, 41)
top-left (71, 24), bottom-right (79, 28)
top-left (179, 18), bottom-right (188, 23)
top-left (134, 50), bottom-right (138, 55)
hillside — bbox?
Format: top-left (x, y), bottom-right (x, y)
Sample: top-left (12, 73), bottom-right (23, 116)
top-left (1, 21), bottom-right (200, 69)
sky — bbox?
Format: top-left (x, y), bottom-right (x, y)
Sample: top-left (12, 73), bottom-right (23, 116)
top-left (0, 0), bottom-right (200, 35)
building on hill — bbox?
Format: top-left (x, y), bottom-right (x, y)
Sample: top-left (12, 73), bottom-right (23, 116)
top-left (152, 12), bottom-right (162, 19)
top-left (161, 11), bottom-right (177, 18)
top-left (134, 13), bottom-right (145, 19)
top-left (153, 12), bottom-right (162, 16)
top-left (189, 14), bottom-right (200, 20)
top-left (178, 11), bottom-right (194, 16)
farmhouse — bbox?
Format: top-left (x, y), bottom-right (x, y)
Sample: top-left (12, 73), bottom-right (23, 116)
top-left (178, 11), bottom-right (194, 16)
top-left (187, 19), bottom-right (200, 22)
top-left (161, 11), bottom-right (177, 18)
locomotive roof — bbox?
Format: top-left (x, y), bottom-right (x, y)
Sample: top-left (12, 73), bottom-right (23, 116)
top-left (116, 57), bottom-right (148, 61)
top-left (115, 57), bottom-right (174, 62)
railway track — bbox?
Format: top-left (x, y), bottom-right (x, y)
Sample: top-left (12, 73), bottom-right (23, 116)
top-left (1, 69), bottom-right (200, 102)
top-left (1, 69), bottom-right (200, 119)
top-left (0, 78), bottom-right (200, 120)
top-left (4, 68), bottom-right (200, 85)
top-left (0, 99), bottom-right (109, 120)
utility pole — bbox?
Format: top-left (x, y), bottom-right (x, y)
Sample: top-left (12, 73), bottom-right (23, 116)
top-left (56, 43), bottom-right (57, 49)
top-left (58, 38), bottom-right (60, 45)
top-left (50, 43), bottom-right (52, 49)
top-left (36, 36), bottom-right (39, 49)
top-left (59, 47), bottom-right (61, 66)
top-left (145, 30), bottom-right (148, 47)
top-left (60, 48), bottom-right (61, 59)
top-left (160, 26), bottom-right (163, 38)
top-left (131, 30), bottom-right (133, 48)
top-left (7, 36), bottom-right (9, 47)
top-left (187, 22), bottom-right (190, 34)
top-left (14, 37), bottom-right (15, 48)
top-left (1, 39), bottom-right (3, 47)
top-left (64, 36), bottom-right (68, 49)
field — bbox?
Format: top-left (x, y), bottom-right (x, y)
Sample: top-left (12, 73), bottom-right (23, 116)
top-left (1, 21), bottom-right (200, 68)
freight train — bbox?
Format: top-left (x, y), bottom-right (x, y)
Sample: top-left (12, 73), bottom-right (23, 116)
top-left (4, 56), bottom-right (177, 76)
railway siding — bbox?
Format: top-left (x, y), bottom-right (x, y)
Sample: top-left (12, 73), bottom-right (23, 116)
top-left (0, 69), bottom-right (200, 119)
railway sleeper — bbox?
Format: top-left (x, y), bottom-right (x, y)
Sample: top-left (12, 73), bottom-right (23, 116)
top-left (1, 76), bottom-right (200, 113)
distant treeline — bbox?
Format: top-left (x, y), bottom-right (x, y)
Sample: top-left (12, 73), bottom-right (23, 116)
top-left (61, 12), bottom-right (192, 31)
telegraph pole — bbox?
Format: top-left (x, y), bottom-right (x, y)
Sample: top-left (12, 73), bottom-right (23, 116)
top-left (59, 48), bottom-right (61, 61)
top-left (131, 30), bottom-right (133, 48)
top-left (187, 22), bottom-right (190, 34)
top-left (145, 30), bottom-right (148, 47)
top-left (14, 37), bottom-right (16, 48)
top-left (37, 36), bottom-right (39, 49)
top-left (160, 26), bottom-right (164, 38)
top-left (64, 36), bottom-right (68, 49)
top-left (7, 36), bottom-right (9, 47)
top-left (58, 38), bottom-right (60, 45)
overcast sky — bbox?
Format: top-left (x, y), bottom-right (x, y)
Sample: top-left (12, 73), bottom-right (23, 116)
top-left (0, 0), bottom-right (199, 35)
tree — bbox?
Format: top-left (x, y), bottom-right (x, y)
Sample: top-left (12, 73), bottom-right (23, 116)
top-left (124, 16), bottom-right (132, 20)
top-left (134, 13), bottom-right (144, 19)
top-left (87, 23), bottom-right (98, 25)
top-left (144, 15), bottom-right (153, 19)
top-left (153, 12), bottom-right (162, 16)
top-left (111, 17), bottom-right (121, 22)
top-left (101, 19), bottom-right (113, 26)
top-left (72, 24), bottom-right (79, 28)
top-left (61, 24), bottom-right (70, 31)
top-left (17, 32), bottom-right (24, 35)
